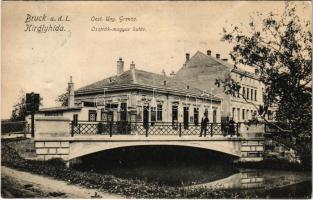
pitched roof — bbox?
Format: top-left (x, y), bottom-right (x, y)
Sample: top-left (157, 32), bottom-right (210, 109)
top-left (176, 51), bottom-right (232, 77)
top-left (75, 68), bottom-right (221, 101)
top-left (176, 51), bottom-right (258, 79)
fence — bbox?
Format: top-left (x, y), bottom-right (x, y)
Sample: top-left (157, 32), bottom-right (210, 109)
top-left (1, 121), bottom-right (28, 134)
top-left (71, 121), bottom-right (240, 137)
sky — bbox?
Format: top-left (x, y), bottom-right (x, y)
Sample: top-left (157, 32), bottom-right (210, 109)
top-left (2, 1), bottom-right (311, 119)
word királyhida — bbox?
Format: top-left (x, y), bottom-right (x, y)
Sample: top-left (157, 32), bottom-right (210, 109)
top-left (24, 24), bottom-right (65, 33)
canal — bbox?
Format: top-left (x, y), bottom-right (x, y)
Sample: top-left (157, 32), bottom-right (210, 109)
top-left (73, 146), bottom-right (311, 198)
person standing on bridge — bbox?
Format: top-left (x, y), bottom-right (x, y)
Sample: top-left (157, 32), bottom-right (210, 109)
top-left (200, 112), bottom-right (209, 137)
top-left (229, 117), bottom-right (235, 137)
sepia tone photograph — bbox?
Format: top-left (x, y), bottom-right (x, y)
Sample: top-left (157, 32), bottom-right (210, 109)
top-left (1, 1), bottom-right (312, 198)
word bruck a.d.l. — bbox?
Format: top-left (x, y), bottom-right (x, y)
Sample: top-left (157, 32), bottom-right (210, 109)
top-left (24, 14), bottom-right (47, 23)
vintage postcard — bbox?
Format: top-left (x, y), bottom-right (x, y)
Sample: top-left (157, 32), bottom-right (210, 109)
top-left (1, 1), bottom-right (312, 199)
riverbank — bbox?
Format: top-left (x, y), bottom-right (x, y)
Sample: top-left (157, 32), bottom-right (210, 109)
top-left (1, 138), bottom-right (311, 198)
top-left (1, 166), bottom-right (123, 198)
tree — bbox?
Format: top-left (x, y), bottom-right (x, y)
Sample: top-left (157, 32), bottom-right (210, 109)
top-left (56, 87), bottom-right (69, 106)
top-left (10, 90), bottom-right (27, 121)
top-left (216, 3), bottom-right (311, 165)
top-left (10, 90), bottom-right (43, 122)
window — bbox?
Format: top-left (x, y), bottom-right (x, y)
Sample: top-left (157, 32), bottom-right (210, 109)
top-left (242, 87), bottom-right (246, 98)
top-left (194, 108), bottom-right (199, 126)
top-left (255, 90), bottom-right (257, 101)
top-left (247, 88), bottom-right (249, 100)
top-left (213, 110), bottom-right (217, 123)
top-left (73, 114), bottom-right (78, 126)
top-left (101, 110), bottom-right (106, 121)
top-left (88, 110), bottom-right (97, 122)
top-left (242, 109), bottom-right (245, 120)
top-left (157, 104), bottom-right (162, 121)
top-left (44, 111), bottom-right (63, 116)
top-left (232, 108), bottom-right (235, 119)
top-left (237, 108), bottom-right (240, 122)
top-left (237, 88), bottom-right (240, 98)
top-left (172, 105), bottom-right (178, 126)
top-left (151, 107), bottom-right (156, 122)
top-left (251, 89), bottom-right (253, 100)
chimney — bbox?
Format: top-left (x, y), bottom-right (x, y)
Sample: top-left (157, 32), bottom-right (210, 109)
top-left (185, 53), bottom-right (190, 62)
top-left (117, 57), bottom-right (124, 75)
top-left (216, 54), bottom-right (220, 59)
top-left (186, 85), bottom-right (190, 89)
top-left (222, 58), bottom-right (228, 62)
top-left (130, 61), bottom-right (135, 70)
top-left (170, 70), bottom-right (176, 77)
top-left (68, 76), bottom-right (75, 107)
top-left (207, 50), bottom-right (211, 56)
top-left (161, 69), bottom-right (166, 76)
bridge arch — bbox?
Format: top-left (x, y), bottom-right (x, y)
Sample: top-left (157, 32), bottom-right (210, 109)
top-left (68, 140), bottom-right (242, 161)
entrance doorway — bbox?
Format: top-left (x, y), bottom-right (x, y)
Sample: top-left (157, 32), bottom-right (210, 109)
top-left (213, 110), bottom-right (217, 123)
top-left (172, 105), bottom-right (178, 129)
top-left (143, 106), bottom-right (149, 128)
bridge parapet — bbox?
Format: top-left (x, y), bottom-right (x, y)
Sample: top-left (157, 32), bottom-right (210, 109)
top-left (33, 118), bottom-right (264, 163)
top-left (71, 121), bottom-right (241, 138)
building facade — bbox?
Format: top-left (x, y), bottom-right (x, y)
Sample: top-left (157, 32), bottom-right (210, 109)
top-left (33, 58), bottom-right (223, 127)
top-left (175, 50), bottom-right (265, 123)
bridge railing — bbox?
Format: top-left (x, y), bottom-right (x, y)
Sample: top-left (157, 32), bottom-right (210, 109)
top-left (1, 121), bottom-right (28, 134)
top-left (71, 121), bottom-right (240, 137)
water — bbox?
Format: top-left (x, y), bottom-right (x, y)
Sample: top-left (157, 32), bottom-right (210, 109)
top-left (74, 146), bottom-right (311, 195)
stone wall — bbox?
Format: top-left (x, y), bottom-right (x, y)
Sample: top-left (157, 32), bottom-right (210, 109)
top-left (34, 116), bottom-right (71, 160)
top-left (35, 141), bottom-right (70, 160)
top-left (239, 140), bottom-right (264, 162)
top-left (35, 117), bottom-right (72, 138)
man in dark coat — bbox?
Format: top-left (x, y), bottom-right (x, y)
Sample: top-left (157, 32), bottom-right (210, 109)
top-left (200, 113), bottom-right (209, 137)
top-left (229, 117), bottom-right (236, 137)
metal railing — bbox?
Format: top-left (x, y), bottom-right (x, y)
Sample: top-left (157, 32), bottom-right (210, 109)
top-left (1, 121), bottom-right (28, 134)
top-left (71, 121), bottom-right (240, 137)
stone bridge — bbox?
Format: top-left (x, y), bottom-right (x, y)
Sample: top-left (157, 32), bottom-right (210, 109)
top-left (33, 117), bottom-right (265, 165)
top-left (34, 135), bottom-right (264, 165)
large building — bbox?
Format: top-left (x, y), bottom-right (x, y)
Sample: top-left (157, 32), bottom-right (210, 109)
top-left (34, 58), bottom-right (223, 128)
top-left (175, 50), bottom-right (265, 123)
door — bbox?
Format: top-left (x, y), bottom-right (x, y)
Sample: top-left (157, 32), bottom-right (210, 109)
top-left (194, 108), bottom-right (199, 126)
top-left (172, 105), bottom-right (178, 129)
top-left (213, 110), bottom-right (217, 123)
top-left (183, 107), bottom-right (189, 129)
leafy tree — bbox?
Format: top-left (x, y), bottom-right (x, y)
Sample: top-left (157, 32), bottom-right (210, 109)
top-left (10, 90), bottom-right (27, 121)
top-left (56, 87), bottom-right (69, 106)
top-left (216, 3), bottom-right (311, 165)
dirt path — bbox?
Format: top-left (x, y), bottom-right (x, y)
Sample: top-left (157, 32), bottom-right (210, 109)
top-left (1, 166), bottom-right (124, 198)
